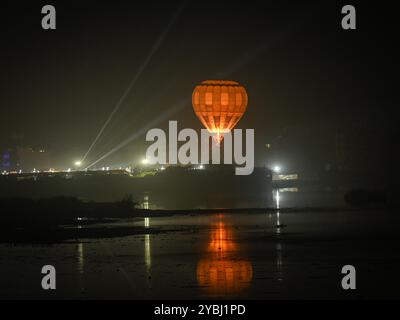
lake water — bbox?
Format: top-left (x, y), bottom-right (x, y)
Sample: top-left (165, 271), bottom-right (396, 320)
top-left (1, 209), bottom-right (400, 299)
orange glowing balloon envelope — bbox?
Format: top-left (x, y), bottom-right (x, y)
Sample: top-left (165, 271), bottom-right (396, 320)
top-left (192, 80), bottom-right (248, 142)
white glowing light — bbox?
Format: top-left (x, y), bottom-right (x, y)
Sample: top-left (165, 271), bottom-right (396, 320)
top-left (273, 165), bottom-right (281, 173)
top-left (142, 158), bottom-right (149, 165)
top-left (276, 190), bottom-right (280, 209)
top-left (74, 161), bottom-right (82, 167)
top-left (198, 165), bottom-right (204, 170)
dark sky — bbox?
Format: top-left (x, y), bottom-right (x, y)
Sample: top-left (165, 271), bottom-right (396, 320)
top-left (0, 1), bottom-right (397, 171)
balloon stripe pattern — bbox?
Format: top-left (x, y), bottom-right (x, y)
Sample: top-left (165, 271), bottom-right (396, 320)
top-left (192, 80), bottom-right (248, 136)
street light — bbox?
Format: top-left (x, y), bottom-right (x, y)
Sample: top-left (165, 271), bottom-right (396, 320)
top-left (74, 161), bottom-right (82, 167)
top-left (273, 165), bottom-right (281, 173)
top-left (142, 158), bottom-right (149, 165)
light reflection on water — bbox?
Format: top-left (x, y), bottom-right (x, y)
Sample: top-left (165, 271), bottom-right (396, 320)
top-left (77, 242), bottom-right (84, 274)
top-left (72, 196), bottom-right (288, 298)
top-left (4, 207), bottom-right (396, 299)
top-left (196, 218), bottom-right (253, 297)
top-left (77, 242), bottom-right (86, 293)
top-left (276, 242), bottom-right (283, 281)
top-left (144, 217), bottom-right (152, 287)
top-left (71, 187), bottom-right (289, 298)
top-left (274, 189), bottom-right (285, 234)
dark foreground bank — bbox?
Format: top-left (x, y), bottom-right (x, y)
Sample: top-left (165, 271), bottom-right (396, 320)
top-left (0, 195), bottom-right (393, 243)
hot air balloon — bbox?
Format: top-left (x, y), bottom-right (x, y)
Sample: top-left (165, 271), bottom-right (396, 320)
top-left (192, 80), bottom-right (248, 143)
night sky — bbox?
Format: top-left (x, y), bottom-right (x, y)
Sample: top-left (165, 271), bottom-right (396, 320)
top-left (0, 1), bottom-right (397, 172)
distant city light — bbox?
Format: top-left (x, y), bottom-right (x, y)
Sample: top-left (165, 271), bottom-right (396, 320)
top-left (198, 165), bottom-right (204, 170)
top-left (273, 165), bottom-right (281, 173)
top-left (160, 166), bottom-right (165, 171)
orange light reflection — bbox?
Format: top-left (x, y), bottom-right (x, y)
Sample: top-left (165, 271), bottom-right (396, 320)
top-left (197, 220), bottom-right (252, 297)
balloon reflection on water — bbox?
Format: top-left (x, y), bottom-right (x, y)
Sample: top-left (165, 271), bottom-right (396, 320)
top-left (197, 220), bottom-right (253, 297)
